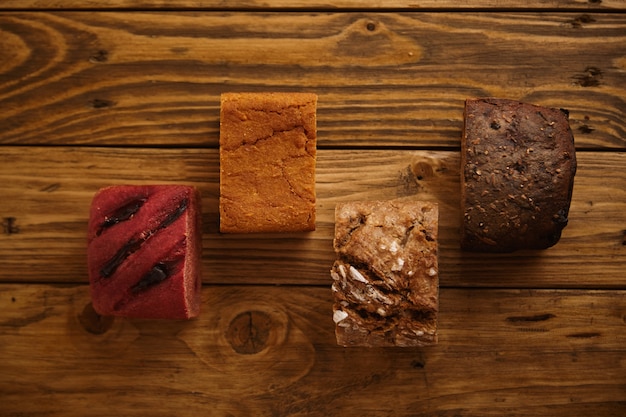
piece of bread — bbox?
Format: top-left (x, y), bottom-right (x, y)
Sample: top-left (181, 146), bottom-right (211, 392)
top-left (219, 92), bottom-right (317, 233)
top-left (87, 185), bottom-right (202, 319)
top-left (331, 200), bottom-right (439, 347)
top-left (461, 98), bottom-right (577, 252)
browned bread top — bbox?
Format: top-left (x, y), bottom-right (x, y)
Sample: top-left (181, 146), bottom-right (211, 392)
top-left (461, 98), bottom-right (576, 252)
top-left (219, 92), bottom-right (317, 233)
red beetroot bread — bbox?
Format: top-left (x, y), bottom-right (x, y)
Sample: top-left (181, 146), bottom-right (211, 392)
top-left (87, 185), bottom-right (202, 319)
top-left (461, 98), bottom-right (576, 252)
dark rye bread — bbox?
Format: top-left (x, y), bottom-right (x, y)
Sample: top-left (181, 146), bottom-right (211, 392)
top-left (461, 98), bottom-right (577, 252)
top-left (331, 200), bottom-right (439, 347)
top-left (219, 92), bottom-right (317, 233)
top-left (87, 185), bottom-right (202, 319)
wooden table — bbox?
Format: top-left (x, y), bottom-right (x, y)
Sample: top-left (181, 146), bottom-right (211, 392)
top-left (1, 1), bottom-right (625, 415)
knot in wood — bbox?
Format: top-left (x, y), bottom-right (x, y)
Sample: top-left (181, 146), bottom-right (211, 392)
top-left (412, 161), bottom-right (434, 181)
top-left (89, 50), bottom-right (109, 63)
top-left (2, 217), bottom-right (19, 235)
top-left (78, 302), bottom-right (114, 335)
top-left (226, 311), bottom-right (273, 354)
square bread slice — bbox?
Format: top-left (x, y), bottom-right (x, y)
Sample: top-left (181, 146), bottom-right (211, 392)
top-left (331, 200), bottom-right (439, 347)
top-left (219, 92), bottom-right (317, 233)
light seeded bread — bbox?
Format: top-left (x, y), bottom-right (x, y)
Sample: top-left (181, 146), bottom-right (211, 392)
top-left (331, 200), bottom-right (439, 347)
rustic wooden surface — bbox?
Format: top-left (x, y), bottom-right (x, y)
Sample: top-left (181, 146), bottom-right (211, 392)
top-left (0, 0), bottom-right (625, 10)
top-left (1, 2), bottom-right (625, 416)
top-left (1, 12), bottom-right (625, 149)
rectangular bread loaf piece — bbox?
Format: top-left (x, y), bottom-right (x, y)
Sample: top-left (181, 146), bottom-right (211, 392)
top-left (219, 92), bottom-right (317, 233)
top-left (87, 185), bottom-right (202, 319)
top-left (331, 200), bottom-right (439, 347)
top-left (461, 98), bottom-right (576, 252)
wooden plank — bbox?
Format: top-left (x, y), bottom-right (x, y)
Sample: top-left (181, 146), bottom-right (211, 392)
top-left (0, 0), bottom-right (624, 10)
top-left (1, 284), bottom-right (625, 416)
top-left (1, 147), bottom-right (624, 288)
top-left (1, 12), bottom-right (624, 149)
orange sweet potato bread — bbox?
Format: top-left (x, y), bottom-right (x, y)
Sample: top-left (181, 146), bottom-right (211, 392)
top-left (219, 92), bottom-right (317, 233)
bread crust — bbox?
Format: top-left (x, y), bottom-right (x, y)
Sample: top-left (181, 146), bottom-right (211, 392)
top-left (331, 200), bottom-right (439, 347)
top-left (461, 98), bottom-right (576, 252)
top-left (219, 92), bottom-right (317, 233)
top-left (87, 185), bottom-right (202, 319)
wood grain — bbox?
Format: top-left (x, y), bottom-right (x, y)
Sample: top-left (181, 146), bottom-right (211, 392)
top-left (1, 12), bottom-right (624, 149)
top-left (1, 147), bottom-right (624, 288)
top-left (1, 5), bottom-right (625, 415)
top-left (0, 0), bottom-right (624, 10)
top-left (1, 284), bottom-right (624, 416)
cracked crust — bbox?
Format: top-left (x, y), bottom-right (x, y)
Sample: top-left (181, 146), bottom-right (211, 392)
top-left (219, 92), bottom-right (317, 233)
top-left (461, 98), bottom-right (577, 252)
top-left (331, 200), bottom-right (439, 347)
